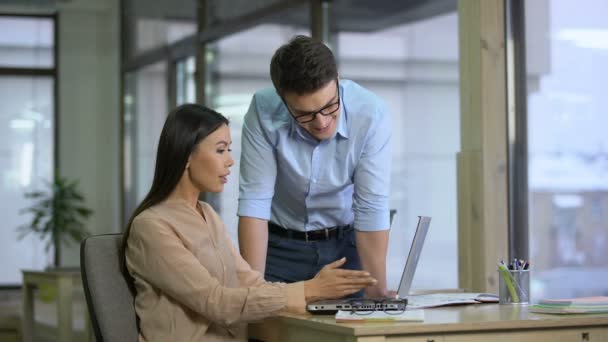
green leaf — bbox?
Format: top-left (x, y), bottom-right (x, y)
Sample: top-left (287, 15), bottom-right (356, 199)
top-left (17, 175), bottom-right (94, 260)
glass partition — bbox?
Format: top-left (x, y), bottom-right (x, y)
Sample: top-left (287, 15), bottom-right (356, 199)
top-left (135, 62), bottom-right (168, 203)
top-left (122, 61), bottom-right (168, 219)
top-left (209, 19), bottom-right (310, 239)
top-left (525, 0), bottom-right (608, 299)
top-left (176, 56), bottom-right (195, 105)
top-left (123, 72), bottom-right (136, 223)
top-left (336, 12), bottom-right (460, 291)
top-left (123, 0), bottom-right (196, 59)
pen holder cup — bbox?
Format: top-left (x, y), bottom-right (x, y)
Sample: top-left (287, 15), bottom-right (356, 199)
top-left (498, 269), bottom-right (530, 305)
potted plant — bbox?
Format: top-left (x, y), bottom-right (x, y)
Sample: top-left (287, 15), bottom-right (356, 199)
top-left (17, 174), bottom-right (93, 269)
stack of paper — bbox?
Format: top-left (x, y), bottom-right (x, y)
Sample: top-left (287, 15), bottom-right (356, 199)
top-left (407, 293), bottom-right (498, 309)
top-left (335, 309), bottom-right (424, 323)
top-left (531, 296), bottom-right (608, 314)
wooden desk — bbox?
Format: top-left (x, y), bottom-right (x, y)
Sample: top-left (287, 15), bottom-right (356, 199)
top-left (249, 304), bottom-right (608, 342)
top-left (21, 270), bottom-right (91, 342)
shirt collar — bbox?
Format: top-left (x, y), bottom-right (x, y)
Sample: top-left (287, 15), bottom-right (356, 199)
top-left (335, 85), bottom-right (349, 139)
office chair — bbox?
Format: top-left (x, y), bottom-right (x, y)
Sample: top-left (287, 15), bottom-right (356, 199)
top-left (80, 234), bottom-right (138, 342)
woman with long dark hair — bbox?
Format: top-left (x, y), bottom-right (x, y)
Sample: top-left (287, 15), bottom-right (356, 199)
top-left (122, 104), bottom-right (376, 341)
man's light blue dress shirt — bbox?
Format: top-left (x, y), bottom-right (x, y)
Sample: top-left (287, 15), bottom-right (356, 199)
top-left (238, 79), bottom-right (391, 232)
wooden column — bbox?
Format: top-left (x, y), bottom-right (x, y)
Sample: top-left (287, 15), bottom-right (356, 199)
top-left (457, 0), bottom-right (509, 293)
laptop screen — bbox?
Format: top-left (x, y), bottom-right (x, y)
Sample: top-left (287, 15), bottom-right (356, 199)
top-left (397, 216), bottom-right (432, 298)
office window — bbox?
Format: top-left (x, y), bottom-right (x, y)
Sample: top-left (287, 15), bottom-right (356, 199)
top-left (336, 12), bottom-right (460, 291)
top-left (176, 56), bottom-right (195, 105)
top-left (526, 0), bottom-right (608, 298)
top-left (123, 72), bottom-right (136, 223)
top-left (134, 18), bottom-right (196, 55)
top-left (123, 0), bottom-right (196, 59)
top-left (0, 16), bottom-right (55, 284)
top-left (0, 16), bottom-right (54, 68)
top-left (123, 62), bottom-right (168, 218)
top-left (135, 62), bottom-right (168, 203)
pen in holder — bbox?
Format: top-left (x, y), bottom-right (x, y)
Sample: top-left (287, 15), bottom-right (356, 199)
top-left (497, 265), bottom-right (530, 305)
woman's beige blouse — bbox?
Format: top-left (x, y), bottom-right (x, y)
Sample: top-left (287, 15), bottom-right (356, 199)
top-left (125, 199), bottom-right (306, 341)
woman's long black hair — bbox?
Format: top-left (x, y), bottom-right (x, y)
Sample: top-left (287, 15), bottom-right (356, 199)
top-left (121, 104), bottom-right (229, 284)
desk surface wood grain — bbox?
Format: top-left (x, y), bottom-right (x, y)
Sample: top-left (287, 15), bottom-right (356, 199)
top-left (250, 304), bottom-right (608, 338)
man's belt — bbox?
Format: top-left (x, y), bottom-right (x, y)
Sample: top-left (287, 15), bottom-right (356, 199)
top-left (268, 222), bottom-right (353, 242)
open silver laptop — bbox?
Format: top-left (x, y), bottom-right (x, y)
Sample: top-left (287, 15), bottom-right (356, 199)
top-left (307, 216), bottom-right (432, 314)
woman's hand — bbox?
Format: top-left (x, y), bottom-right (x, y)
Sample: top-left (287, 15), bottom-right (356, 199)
top-left (304, 257), bottom-right (377, 303)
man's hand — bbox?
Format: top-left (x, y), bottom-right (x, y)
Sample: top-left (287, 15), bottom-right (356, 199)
top-left (354, 230), bottom-right (390, 297)
top-left (238, 217), bottom-right (269, 274)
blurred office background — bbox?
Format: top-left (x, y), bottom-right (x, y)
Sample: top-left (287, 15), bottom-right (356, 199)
top-left (0, 0), bottom-right (607, 340)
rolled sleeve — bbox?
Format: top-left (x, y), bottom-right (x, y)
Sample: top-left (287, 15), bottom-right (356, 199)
top-left (353, 104), bottom-right (392, 231)
top-left (237, 198), bottom-right (272, 220)
top-left (238, 94), bottom-right (277, 220)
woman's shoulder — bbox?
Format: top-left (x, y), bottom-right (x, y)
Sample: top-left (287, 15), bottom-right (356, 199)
top-left (135, 199), bottom-right (194, 221)
top-left (129, 203), bottom-right (180, 234)
top-left (132, 206), bottom-right (162, 224)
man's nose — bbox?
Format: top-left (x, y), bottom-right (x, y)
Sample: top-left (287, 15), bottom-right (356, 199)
top-left (313, 113), bottom-right (328, 126)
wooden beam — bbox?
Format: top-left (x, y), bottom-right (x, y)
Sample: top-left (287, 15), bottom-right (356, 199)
top-left (457, 0), bottom-right (509, 293)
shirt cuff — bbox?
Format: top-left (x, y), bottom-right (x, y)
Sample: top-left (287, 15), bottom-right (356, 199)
top-left (237, 198), bottom-right (272, 220)
top-left (282, 282), bottom-right (307, 314)
top-left (354, 210), bottom-right (390, 231)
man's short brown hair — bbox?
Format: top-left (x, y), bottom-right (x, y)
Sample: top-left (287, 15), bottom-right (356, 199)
top-left (270, 35), bottom-right (338, 97)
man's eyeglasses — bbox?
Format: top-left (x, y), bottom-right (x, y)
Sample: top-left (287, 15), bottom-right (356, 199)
top-left (283, 81), bottom-right (340, 124)
top-left (348, 298), bottom-right (407, 315)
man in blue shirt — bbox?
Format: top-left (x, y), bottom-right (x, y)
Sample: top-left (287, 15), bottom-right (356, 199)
top-left (238, 35), bottom-right (392, 297)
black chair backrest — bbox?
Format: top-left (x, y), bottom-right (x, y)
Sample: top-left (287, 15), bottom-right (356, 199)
top-left (80, 234), bottom-right (138, 342)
